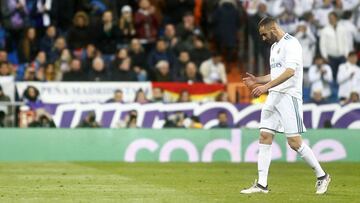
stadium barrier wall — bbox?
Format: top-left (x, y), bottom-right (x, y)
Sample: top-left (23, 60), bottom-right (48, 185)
top-left (0, 129), bottom-right (359, 162)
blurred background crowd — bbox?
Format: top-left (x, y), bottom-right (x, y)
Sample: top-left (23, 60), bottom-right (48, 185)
top-left (0, 0), bottom-right (359, 128)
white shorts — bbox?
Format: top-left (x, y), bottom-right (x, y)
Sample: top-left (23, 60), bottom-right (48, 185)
top-left (259, 91), bottom-right (306, 136)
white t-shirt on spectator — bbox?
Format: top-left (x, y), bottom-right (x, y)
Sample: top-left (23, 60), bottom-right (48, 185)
top-left (337, 61), bottom-right (360, 99)
top-left (295, 25), bottom-right (316, 68)
top-left (319, 22), bottom-right (351, 59)
top-left (308, 64), bottom-right (333, 98)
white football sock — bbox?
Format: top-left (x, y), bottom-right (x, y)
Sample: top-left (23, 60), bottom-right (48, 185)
top-left (258, 143), bottom-right (272, 187)
top-left (297, 142), bottom-right (326, 178)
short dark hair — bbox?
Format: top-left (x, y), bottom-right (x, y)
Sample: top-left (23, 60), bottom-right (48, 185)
top-left (258, 16), bottom-right (276, 29)
top-left (328, 11), bottom-right (338, 19)
top-left (348, 51), bottom-right (357, 57)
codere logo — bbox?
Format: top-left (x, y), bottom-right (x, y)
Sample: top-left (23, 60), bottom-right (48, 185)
top-left (123, 130), bottom-right (347, 162)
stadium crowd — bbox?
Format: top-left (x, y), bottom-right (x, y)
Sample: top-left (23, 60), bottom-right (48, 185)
top-left (0, 0), bottom-right (360, 128)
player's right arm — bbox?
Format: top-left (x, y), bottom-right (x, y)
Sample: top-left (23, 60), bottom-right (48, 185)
top-left (243, 72), bottom-right (271, 87)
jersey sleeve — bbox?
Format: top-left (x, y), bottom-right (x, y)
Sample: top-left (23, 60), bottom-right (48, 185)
top-left (284, 40), bottom-right (302, 70)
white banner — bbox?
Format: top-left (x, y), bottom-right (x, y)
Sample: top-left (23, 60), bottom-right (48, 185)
top-left (15, 82), bottom-right (152, 103)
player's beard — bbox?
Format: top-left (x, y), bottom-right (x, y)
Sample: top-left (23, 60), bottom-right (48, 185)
top-left (265, 32), bottom-right (277, 44)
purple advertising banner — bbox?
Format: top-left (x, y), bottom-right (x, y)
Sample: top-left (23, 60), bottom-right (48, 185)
top-left (41, 102), bottom-right (360, 129)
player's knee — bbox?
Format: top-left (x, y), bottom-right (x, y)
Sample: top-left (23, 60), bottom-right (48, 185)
top-left (288, 139), bottom-right (301, 151)
top-left (259, 131), bottom-right (273, 144)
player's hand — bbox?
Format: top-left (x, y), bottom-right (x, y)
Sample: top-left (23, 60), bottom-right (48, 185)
top-left (251, 84), bottom-right (269, 97)
top-left (243, 72), bottom-right (257, 87)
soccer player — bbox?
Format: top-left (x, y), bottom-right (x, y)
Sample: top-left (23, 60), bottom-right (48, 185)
top-left (240, 17), bottom-right (331, 195)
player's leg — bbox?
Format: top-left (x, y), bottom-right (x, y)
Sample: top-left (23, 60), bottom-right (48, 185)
top-left (241, 93), bottom-right (279, 194)
top-left (240, 130), bottom-right (274, 194)
top-left (257, 129), bottom-right (274, 188)
top-left (287, 135), bottom-right (331, 194)
top-left (280, 95), bottom-right (331, 194)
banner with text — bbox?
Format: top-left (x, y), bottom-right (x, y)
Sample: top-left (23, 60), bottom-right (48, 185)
top-left (15, 82), bottom-right (152, 103)
top-left (49, 102), bottom-right (360, 129)
top-left (0, 129), bottom-right (358, 162)
top-left (16, 82), bottom-right (225, 104)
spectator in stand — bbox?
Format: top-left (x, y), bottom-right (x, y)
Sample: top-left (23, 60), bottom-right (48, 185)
top-left (278, 11), bottom-right (299, 35)
top-left (48, 36), bottom-right (67, 63)
top-left (163, 0), bottom-right (195, 24)
top-left (314, 0), bottom-right (334, 28)
top-left (347, 92), bottom-right (360, 104)
top-left (34, 64), bottom-right (46, 81)
top-left (134, 89), bottom-right (149, 104)
top-left (88, 57), bottom-right (109, 81)
top-left (0, 50), bottom-right (8, 63)
top-left (213, 110), bottom-right (230, 128)
top-left (32, 51), bottom-right (47, 71)
top-left (43, 63), bottom-right (58, 81)
top-left (22, 85), bottom-right (44, 110)
top-left (212, 0), bottom-right (241, 62)
top-left (163, 24), bottom-right (182, 54)
top-left (176, 12), bottom-right (199, 51)
top-left (308, 56), bottom-right (333, 102)
top-left (77, 111), bottom-right (101, 128)
top-left (179, 61), bottom-right (203, 83)
top-left (151, 87), bottom-right (164, 103)
top-left (32, 0), bottom-right (53, 34)
top-left (320, 11), bottom-right (350, 79)
top-left (173, 50), bottom-right (191, 80)
top-left (246, 2), bottom-right (270, 75)
top-left (177, 89), bottom-right (191, 102)
top-left (51, 0), bottom-right (76, 32)
top-left (126, 114), bottom-right (138, 128)
top-left (81, 44), bottom-right (97, 72)
top-left (28, 108), bottom-right (56, 128)
top-left (106, 89), bottom-right (124, 103)
top-left (129, 38), bottom-right (148, 80)
top-left (0, 62), bottom-right (12, 76)
top-left (18, 27), bottom-right (39, 63)
top-left (1, 0), bottom-right (29, 52)
top-left (153, 60), bottom-right (172, 82)
top-left (96, 10), bottom-right (119, 57)
top-left (109, 57), bottom-right (137, 81)
top-left (190, 36), bottom-right (211, 68)
top-left (311, 90), bottom-right (328, 105)
top-left (147, 38), bottom-right (175, 76)
top-left (111, 48), bottom-right (128, 71)
top-left (62, 59), bottom-right (87, 81)
top-left (54, 49), bottom-right (72, 75)
top-left (337, 51), bottom-right (360, 104)
top-left (295, 21), bottom-right (317, 87)
top-left (118, 5), bottom-right (136, 46)
top-left (135, 0), bottom-right (159, 46)
top-left (163, 111), bottom-right (185, 128)
top-left (67, 11), bottom-right (93, 52)
top-left (200, 52), bottom-right (227, 84)
top-left (39, 25), bottom-right (57, 55)
top-left (117, 110), bottom-right (138, 128)
top-left (340, 11), bottom-right (360, 56)
top-left (23, 65), bottom-right (38, 81)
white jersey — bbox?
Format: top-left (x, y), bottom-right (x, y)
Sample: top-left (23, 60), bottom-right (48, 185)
top-left (269, 33), bottom-right (303, 99)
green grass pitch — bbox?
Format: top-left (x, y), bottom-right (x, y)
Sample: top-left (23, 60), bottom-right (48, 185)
top-left (0, 162), bottom-right (359, 202)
